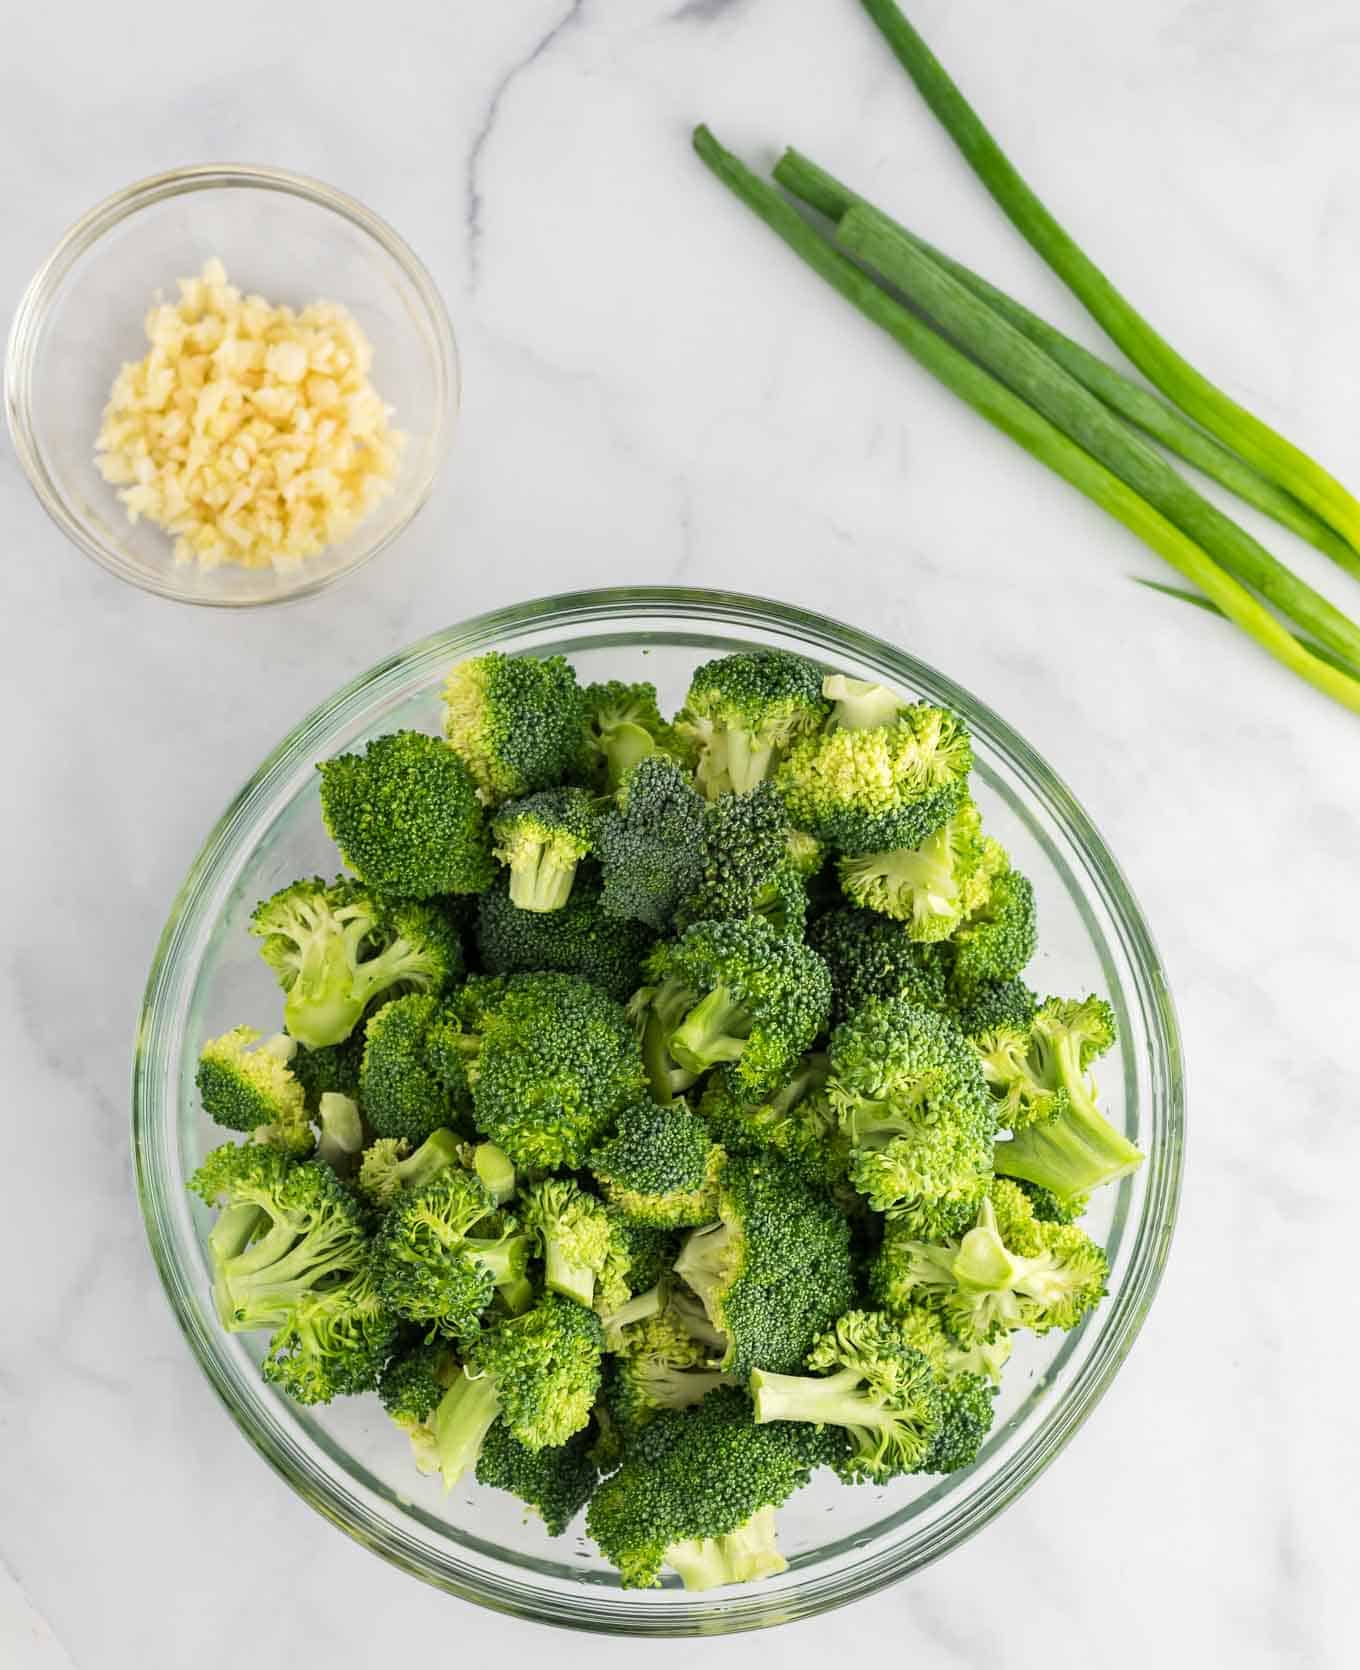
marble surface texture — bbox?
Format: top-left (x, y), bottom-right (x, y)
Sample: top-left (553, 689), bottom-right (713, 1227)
top-left (3, 1), bottom-right (1358, 1665)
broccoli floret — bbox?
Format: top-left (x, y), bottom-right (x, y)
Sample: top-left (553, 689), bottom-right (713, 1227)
top-left (883, 1303), bottom-right (998, 1471)
top-left (464, 1295), bottom-right (605, 1454)
top-left (627, 978), bottom-right (703, 1103)
top-left (442, 652), bottom-right (586, 803)
top-left (597, 755), bottom-right (707, 930)
top-left (359, 992), bottom-right (462, 1144)
top-left (475, 1421), bottom-right (599, 1536)
top-left (750, 1309), bottom-right (944, 1483)
top-left (871, 1180), bottom-right (1108, 1343)
top-left (945, 868), bottom-right (1038, 1000)
top-left (579, 679), bottom-right (685, 791)
top-left (477, 870), bottom-right (654, 1002)
top-left (837, 798), bottom-right (1006, 938)
top-left (588, 1098), bottom-right (723, 1228)
top-left (196, 1027), bottom-right (311, 1154)
top-left (586, 1385), bottom-right (837, 1589)
top-left (992, 996), bottom-right (1143, 1205)
top-left (373, 1168), bottom-right (527, 1339)
top-left (644, 918), bottom-right (832, 1100)
top-left (1013, 1177), bottom-right (1090, 1225)
top-left (776, 688), bottom-right (972, 854)
top-left (604, 1311), bottom-right (734, 1435)
top-left (188, 1142), bottom-right (371, 1336)
top-left (260, 1257), bottom-right (396, 1404)
top-left (252, 877), bottom-right (461, 1049)
top-left (490, 787), bottom-right (598, 913)
top-left (950, 977), bottom-right (1038, 1040)
top-left (595, 1214), bottom-right (680, 1330)
top-left (318, 730), bottom-right (494, 898)
top-left (456, 973), bottom-right (645, 1171)
top-left (677, 782), bottom-right (791, 929)
top-left (356, 1127), bottom-right (465, 1206)
top-left (807, 906), bottom-right (949, 1025)
top-left (826, 998), bottom-right (994, 1236)
top-left (675, 650), bottom-right (829, 799)
top-left (379, 1337), bottom-right (456, 1430)
top-left (697, 1055), bottom-right (847, 1187)
top-left (671, 1153), bottom-right (855, 1377)
top-left (520, 1178), bottom-right (613, 1307)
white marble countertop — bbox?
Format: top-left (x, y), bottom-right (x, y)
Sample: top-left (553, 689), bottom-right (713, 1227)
top-left (4, 1), bottom-right (1357, 1664)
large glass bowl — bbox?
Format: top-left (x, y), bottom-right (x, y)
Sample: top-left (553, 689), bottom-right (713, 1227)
top-left (132, 588), bottom-right (1183, 1633)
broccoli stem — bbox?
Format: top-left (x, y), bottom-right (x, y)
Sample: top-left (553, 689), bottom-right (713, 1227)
top-left (665, 1508), bottom-right (787, 1590)
top-left (672, 1222), bottom-right (734, 1329)
top-left (602, 722), bottom-right (658, 786)
top-left (467, 1237), bottom-right (527, 1291)
top-left (208, 1203), bottom-right (266, 1328)
top-left (750, 1365), bottom-right (888, 1431)
top-left (509, 848), bottom-right (579, 913)
top-left (669, 986), bottom-right (753, 1074)
top-left (856, 0), bottom-right (1360, 566)
top-left (315, 1092), bottom-right (363, 1171)
top-left (601, 1283), bottom-right (667, 1337)
top-left (472, 1142), bottom-right (516, 1205)
top-left (542, 1243), bottom-right (597, 1308)
top-left (496, 1276), bottom-right (536, 1317)
top-left (285, 938), bottom-right (364, 1050)
top-left (428, 1370), bottom-right (502, 1489)
top-left (823, 675), bottom-right (903, 732)
top-left (994, 1097), bottom-right (1143, 1205)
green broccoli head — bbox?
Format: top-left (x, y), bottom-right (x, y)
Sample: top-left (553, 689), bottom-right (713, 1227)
top-left (671, 1152), bottom-right (855, 1378)
top-left (750, 1308), bottom-right (945, 1483)
top-left (950, 977), bottom-right (1038, 1040)
top-left (588, 1098), bottom-right (724, 1228)
top-left (355, 1127), bottom-right (465, 1207)
top-left (196, 1027), bottom-right (311, 1154)
top-left (597, 755), bottom-right (707, 931)
top-left (696, 1055), bottom-right (847, 1188)
top-left (462, 973), bottom-right (646, 1171)
top-left (945, 868), bottom-right (1038, 1001)
top-left (466, 1294), bottom-right (605, 1451)
top-left (288, 1028), bottom-right (366, 1113)
top-left (585, 1384), bottom-right (839, 1589)
top-left (603, 1311), bottom-right (734, 1436)
top-left (490, 787), bottom-right (598, 913)
top-left (260, 1257), bottom-right (397, 1405)
top-left (475, 1420), bottom-right (600, 1537)
top-left (677, 782), bottom-right (792, 929)
top-left (318, 730), bottom-right (494, 898)
top-left (645, 917), bottom-right (832, 1100)
top-left (676, 650), bottom-right (829, 799)
top-left (519, 1177), bottom-right (614, 1308)
top-left (359, 992), bottom-right (464, 1144)
top-left (251, 877), bottom-right (461, 1050)
top-left (443, 652), bottom-right (585, 803)
top-left (476, 870), bottom-right (655, 1002)
top-left (579, 679), bottom-right (686, 791)
top-left (776, 698), bottom-right (972, 854)
top-left (870, 1179), bottom-right (1108, 1344)
top-left (807, 906), bottom-right (949, 1025)
top-left (875, 1302), bottom-right (998, 1470)
top-left (837, 798), bottom-right (1006, 938)
top-left (379, 1337), bottom-right (458, 1430)
top-left (826, 997), bottom-right (994, 1236)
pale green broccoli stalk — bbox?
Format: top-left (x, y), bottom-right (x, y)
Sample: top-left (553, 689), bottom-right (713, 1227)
top-left (318, 729), bottom-right (494, 897)
top-left (491, 788), bottom-right (598, 912)
top-left (675, 650), bottom-right (829, 798)
top-left (442, 652), bottom-right (586, 803)
top-left (837, 798), bottom-right (1006, 938)
top-left (314, 1092), bottom-right (363, 1172)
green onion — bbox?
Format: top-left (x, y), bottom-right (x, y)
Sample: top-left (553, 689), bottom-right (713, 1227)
top-left (1133, 578), bottom-right (1360, 681)
top-left (857, 0), bottom-right (1360, 570)
top-left (774, 147), bottom-right (1354, 575)
top-left (829, 195), bottom-right (1360, 672)
top-left (691, 125), bottom-right (1360, 715)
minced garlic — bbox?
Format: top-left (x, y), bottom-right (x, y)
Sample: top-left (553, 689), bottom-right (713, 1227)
top-left (95, 258), bottom-right (404, 570)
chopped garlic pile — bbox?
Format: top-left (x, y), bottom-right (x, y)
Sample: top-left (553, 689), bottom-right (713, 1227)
top-left (95, 259), bottom-right (404, 570)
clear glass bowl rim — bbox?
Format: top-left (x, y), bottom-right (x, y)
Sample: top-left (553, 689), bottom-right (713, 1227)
top-left (132, 585), bottom-right (1184, 1632)
top-left (4, 161), bottom-right (460, 608)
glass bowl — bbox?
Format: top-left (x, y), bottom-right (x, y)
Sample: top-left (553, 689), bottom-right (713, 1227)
top-left (132, 588), bottom-right (1183, 1632)
top-left (5, 164), bottom-right (458, 607)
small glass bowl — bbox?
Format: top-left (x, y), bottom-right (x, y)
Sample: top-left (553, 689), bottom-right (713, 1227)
top-left (133, 588), bottom-right (1184, 1631)
top-left (5, 164), bottom-right (458, 607)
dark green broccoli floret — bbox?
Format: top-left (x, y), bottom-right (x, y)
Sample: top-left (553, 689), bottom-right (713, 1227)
top-left (675, 650), bottom-right (829, 799)
top-left (356, 1127), bottom-right (465, 1207)
top-left (359, 992), bottom-right (463, 1144)
top-left (697, 1055), bottom-right (846, 1187)
top-left (379, 1337), bottom-right (456, 1430)
top-left (888, 1302), bottom-right (999, 1470)
top-left (597, 755), bottom-right (707, 930)
top-left (677, 782), bottom-right (791, 929)
top-left (586, 1385), bottom-right (839, 1589)
top-left (443, 652), bottom-right (585, 803)
top-left (466, 1295), bottom-right (605, 1453)
top-left (837, 798), bottom-right (1006, 937)
top-left (318, 730), bottom-right (494, 898)
top-left (373, 1168), bottom-right (527, 1339)
top-left (991, 996), bottom-right (1143, 1205)
top-left (589, 1099), bottom-right (723, 1228)
top-left (251, 877), bottom-right (461, 1050)
top-left (826, 997), bottom-right (994, 1237)
top-left (475, 1421), bottom-right (600, 1536)
top-left (260, 1258), bottom-right (396, 1405)
top-left (950, 977), bottom-right (1038, 1040)
top-left (490, 787), bottom-right (598, 913)
top-left (196, 1027), bottom-right (311, 1154)
top-left (477, 870), bottom-right (654, 1001)
top-left (807, 906), bottom-right (949, 1025)
top-left (579, 680), bottom-right (686, 791)
top-left (776, 682), bottom-right (972, 854)
top-left (871, 1179), bottom-right (1108, 1344)
top-left (750, 1309), bottom-right (944, 1483)
top-left (519, 1178), bottom-right (613, 1308)
top-left (456, 973), bottom-right (646, 1171)
top-left (945, 868), bottom-right (1038, 1000)
top-left (672, 1153), bottom-right (855, 1378)
top-left (643, 918), bottom-right (832, 1100)
top-left (289, 1028), bottom-right (366, 1112)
